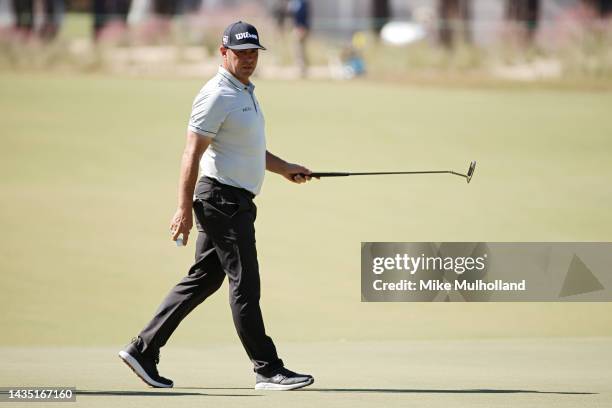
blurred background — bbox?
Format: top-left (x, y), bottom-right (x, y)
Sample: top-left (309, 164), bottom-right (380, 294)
top-left (0, 0), bottom-right (610, 82)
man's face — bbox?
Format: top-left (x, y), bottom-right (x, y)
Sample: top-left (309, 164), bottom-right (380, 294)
top-left (221, 47), bottom-right (259, 82)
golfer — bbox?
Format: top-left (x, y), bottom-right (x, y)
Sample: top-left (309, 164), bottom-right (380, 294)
top-left (119, 21), bottom-right (315, 391)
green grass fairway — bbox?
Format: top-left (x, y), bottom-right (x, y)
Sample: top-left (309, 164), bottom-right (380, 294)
top-left (1, 73), bottom-right (611, 407)
top-left (1, 338), bottom-right (610, 407)
top-left (1, 74), bottom-right (611, 347)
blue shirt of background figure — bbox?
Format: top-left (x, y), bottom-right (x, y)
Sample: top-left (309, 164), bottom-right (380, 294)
top-left (289, 0), bottom-right (310, 29)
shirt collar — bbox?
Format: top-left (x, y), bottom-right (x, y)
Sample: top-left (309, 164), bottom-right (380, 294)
top-left (218, 66), bottom-right (255, 92)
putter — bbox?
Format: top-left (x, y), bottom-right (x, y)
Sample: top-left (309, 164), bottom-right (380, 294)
top-left (298, 161), bottom-right (476, 184)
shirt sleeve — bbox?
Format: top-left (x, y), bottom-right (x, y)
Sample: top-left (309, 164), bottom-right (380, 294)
top-left (188, 89), bottom-right (227, 137)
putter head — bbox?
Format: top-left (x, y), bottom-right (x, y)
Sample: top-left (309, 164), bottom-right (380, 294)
top-left (466, 161), bottom-right (476, 183)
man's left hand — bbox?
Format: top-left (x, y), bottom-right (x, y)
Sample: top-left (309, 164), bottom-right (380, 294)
top-left (283, 163), bottom-right (316, 184)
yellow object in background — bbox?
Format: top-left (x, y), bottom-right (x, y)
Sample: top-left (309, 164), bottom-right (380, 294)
top-left (352, 31), bottom-right (367, 50)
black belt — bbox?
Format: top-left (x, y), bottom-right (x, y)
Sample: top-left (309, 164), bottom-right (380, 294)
top-left (201, 176), bottom-right (255, 200)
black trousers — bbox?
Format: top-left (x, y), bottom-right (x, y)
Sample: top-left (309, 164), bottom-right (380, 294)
top-left (138, 177), bottom-right (283, 376)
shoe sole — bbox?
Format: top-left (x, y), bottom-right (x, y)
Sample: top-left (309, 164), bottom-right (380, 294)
top-left (255, 377), bottom-right (314, 391)
top-left (118, 350), bottom-right (173, 388)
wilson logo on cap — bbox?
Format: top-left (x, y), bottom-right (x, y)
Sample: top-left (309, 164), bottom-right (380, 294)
top-left (235, 32), bottom-right (258, 40)
top-left (223, 35), bottom-right (229, 44)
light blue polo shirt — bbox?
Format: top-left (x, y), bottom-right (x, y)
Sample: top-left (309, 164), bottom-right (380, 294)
top-left (188, 66), bottom-right (266, 195)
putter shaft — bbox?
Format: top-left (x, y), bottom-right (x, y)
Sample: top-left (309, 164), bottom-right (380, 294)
top-left (311, 170), bottom-right (456, 177)
top-left (303, 161), bottom-right (476, 183)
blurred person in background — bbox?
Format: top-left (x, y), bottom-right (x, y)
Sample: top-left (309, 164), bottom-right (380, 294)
top-left (129, 0), bottom-right (185, 44)
top-left (93, 0), bottom-right (131, 42)
top-left (179, 0), bottom-right (201, 14)
top-left (0, 0), bottom-right (13, 38)
top-left (149, 0), bottom-right (177, 39)
top-left (11, 0), bottom-right (64, 41)
top-left (271, 0), bottom-right (288, 32)
top-left (339, 32), bottom-right (366, 79)
top-left (287, 0), bottom-right (310, 77)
